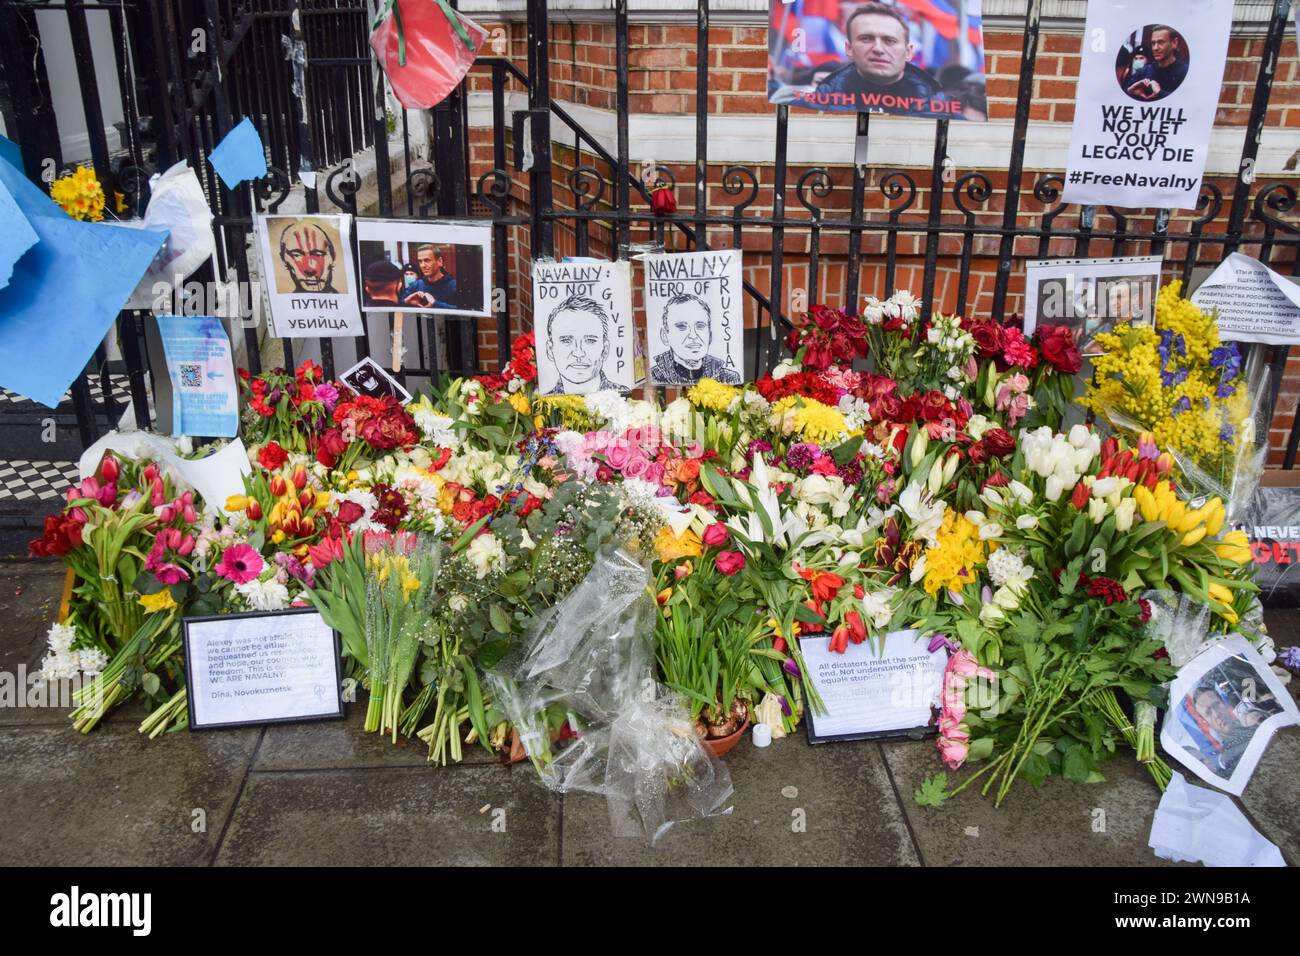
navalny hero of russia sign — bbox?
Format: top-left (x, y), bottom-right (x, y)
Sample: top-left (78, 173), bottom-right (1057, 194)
top-left (1062, 0), bottom-right (1233, 210)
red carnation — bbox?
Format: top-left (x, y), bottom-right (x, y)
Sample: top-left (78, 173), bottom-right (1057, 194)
top-left (257, 442), bottom-right (289, 471)
top-left (1086, 575), bottom-right (1127, 606)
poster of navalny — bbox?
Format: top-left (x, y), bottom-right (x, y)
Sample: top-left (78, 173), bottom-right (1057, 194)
top-left (768, 1), bottom-right (988, 120)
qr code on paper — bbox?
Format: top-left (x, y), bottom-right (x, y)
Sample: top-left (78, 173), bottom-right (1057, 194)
top-left (179, 363), bottom-right (202, 388)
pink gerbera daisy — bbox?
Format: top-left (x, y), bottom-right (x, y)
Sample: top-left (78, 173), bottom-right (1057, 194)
top-left (215, 543), bottom-right (264, 584)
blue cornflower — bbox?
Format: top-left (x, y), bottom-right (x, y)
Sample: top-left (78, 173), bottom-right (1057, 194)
top-left (1173, 396), bottom-right (1191, 415)
top-left (1220, 423), bottom-right (1235, 442)
top-left (1215, 382), bottom-right (1236, 399)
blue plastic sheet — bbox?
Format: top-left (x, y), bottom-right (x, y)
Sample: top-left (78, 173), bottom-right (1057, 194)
top-left (0, 176), bottom-right (38, 291)
top-left (208, 118), bottom-right (268, 189)
top-left (0, 151), bottom-right (168, 407)
top-left (0, 135), bottom-right (21, 174)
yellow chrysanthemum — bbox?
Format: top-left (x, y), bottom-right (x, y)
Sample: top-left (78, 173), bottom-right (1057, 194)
top-left (507, 392), bottom-right (530, 415)
top-left (770, 395), bottom-right (847, 445)
top-left (686, 378), bottom-right (740, 414)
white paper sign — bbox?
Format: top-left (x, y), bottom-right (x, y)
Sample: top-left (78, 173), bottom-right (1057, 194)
top-left (184, 610), bottom-right (343, 729)
top-left (355, 218), bottom-right (491, 316)
top-left (155, 314), bottom-right (239, 438)
top-left (802, 629), bottom-right (948, 739)
top-left (256, 214), bottom-right (363, 337)
top-left (1023, 255), bottom-right (1163, 351)
top-left (1159, 635), bottom-right (1300, 796)
top-left (1190, 252), bottom-right (1300, 345)
top-left (533, 260), bottom-right (635, 395)
top-left (1148, 772), bottom-right (1286, 867)
top-left (644, 249), bottom-right (745, 386)
top-left (1063, 3), bottom-right (1233, 210)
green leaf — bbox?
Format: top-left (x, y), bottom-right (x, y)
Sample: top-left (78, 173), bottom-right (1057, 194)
top-left (966, 736), bottom-right (995, 762)
top-left (489, 604), bottom-right (511, 634)
top-left (1019, 751), bottom-right (1051, 788)
top-left (1061, 744), bottom-right (1094, 784)
top-left (913, 772), bottom-right (949, 808)
top-left (141, 672), bottom-right (161, 696)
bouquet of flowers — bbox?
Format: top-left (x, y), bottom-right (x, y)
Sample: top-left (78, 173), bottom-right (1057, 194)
top-left (1081, 281), bottom-right (1264, 513)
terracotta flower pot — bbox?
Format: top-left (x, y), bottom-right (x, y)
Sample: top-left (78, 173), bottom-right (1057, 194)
top-left (701, 718), bottom-right (750, 759)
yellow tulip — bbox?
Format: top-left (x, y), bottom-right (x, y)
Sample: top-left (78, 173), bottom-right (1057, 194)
top-left (1203, 501), bottom-right (1225, 537)
top-left (1180, 526), bottom-right (1207, 548)
top-left (225, 494), bottom-right (249, 512)
top-left (1207, 582), bottom-right (1233, 605)
top-left (1175, 507), bottom-right (1204, 534)
top-left (1134, 486), bottom-right (1158, 523)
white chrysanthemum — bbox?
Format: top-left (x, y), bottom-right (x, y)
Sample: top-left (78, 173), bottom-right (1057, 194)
top-left (235, 578), bottom-right (291, 611)
top-left (413, 406), bottom-right (459, 448)
top-left (466, 532), bottom-right (506, 580)
top-left (553, 430), bottom-right (585, 457)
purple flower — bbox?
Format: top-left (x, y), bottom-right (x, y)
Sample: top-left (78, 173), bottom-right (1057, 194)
top-left (928, 634), bottom-right (958, 654)
top-left (784, 442), bottom-right (821, 473)
top-left (779, 695), bottom-right (792, 717)
top-left (315, 382), bottom-right (340, 412)
top-left (783, 659), bottom-right (802, 679)
top-left (837, 461), bottom-right (864, 485)
top-left (1280, 646), bottom-right (1300, 672)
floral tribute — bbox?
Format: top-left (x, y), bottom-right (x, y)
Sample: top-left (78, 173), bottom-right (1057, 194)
top-left (29, 284), bottom-right (1268, 809)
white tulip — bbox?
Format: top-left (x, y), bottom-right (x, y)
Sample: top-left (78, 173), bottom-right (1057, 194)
top-left (978, 522), bottom-right (1004, 540)
top-left (1016, 513), bottom-right (1039, 530)
top-left (964, 510), bottom-right (987, 527)
top-left (1092, 477), bottom-right (1120, 498)
top-left (1045, 475), bottom-right (1064, 502)
top-left (1068, 424), bottom-right (1091, 449)
top-left (1087, 498), bottom-right (1108, 524)
top-left (1009, 480), bottom-right (1033, 504)
top-left (1114, 497), bottom-right (1137, 533)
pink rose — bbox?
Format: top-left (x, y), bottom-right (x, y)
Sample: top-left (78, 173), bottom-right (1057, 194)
top-left (622, 454), bottom-right (649, 480)
top-left (939, 737), bottom-right (969, 770)
top-left (605, 439), bottom-right (632, 471)
top-left (715, 550), bottom-right (745, 575)
top-left (701, 522), bottom-right (730, 547)
top-left (643, 462), bottom-right (666, 486)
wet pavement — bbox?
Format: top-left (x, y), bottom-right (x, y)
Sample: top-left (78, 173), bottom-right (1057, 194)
top-left (1, 558), bottom-right (1296, 867)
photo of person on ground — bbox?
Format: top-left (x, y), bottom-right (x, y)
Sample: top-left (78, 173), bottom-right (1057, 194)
top-left (543, 294), bottom-right (620, 394)
top-left (1177, 658), bottom-right (1283, 780)
top-left (651, 293), bottom-right (743, 386)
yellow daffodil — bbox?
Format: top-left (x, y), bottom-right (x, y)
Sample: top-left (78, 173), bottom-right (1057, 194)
top-left (138, 589), bottom-right (178, 613)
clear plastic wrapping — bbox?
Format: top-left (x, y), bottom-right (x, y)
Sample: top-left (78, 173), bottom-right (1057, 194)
top-left (1142, 589), bottom-right (1216, 668)
top-left (486, 548), bottom-right (734, 844)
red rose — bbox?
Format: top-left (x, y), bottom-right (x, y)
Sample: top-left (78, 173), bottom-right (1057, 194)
top-left (981, 428), bottom-right (1016, 458)
top-left (257, 442), bottom-right (289, 471)
top-left (871, 392), bottom-right (904, 424)
top-left (1037, 324), bottom-right (1082, 375)
top-left (967, 319), bottom-right (1004, 359)
top-left (650, 186), bottom-right (676, 216)
top-left (919, 390), bottom-right (951, 423)
top-left (715, 550), bottom-right (746, 575)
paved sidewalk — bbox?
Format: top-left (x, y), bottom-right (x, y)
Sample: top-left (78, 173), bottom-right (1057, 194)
top-left (1, 559), bottom-right (1296, 867)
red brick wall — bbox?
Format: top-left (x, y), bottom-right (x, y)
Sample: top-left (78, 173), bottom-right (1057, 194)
top-left (463, 19), bottom-right (1300, 464)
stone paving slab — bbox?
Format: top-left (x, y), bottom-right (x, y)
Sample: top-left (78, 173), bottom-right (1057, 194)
top-left (253, 694), bottom-right (501, 771)
top-left (881, 740), bottom-right (1189, 867)
top-left (1234, 727), bottom-right (1300, 866)
top-left (0, 721), bottom-right (260, 866)
top-left (214, 765), bottom-right (560, 866)
top-left (560, 737), bottom-right (921, 866)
